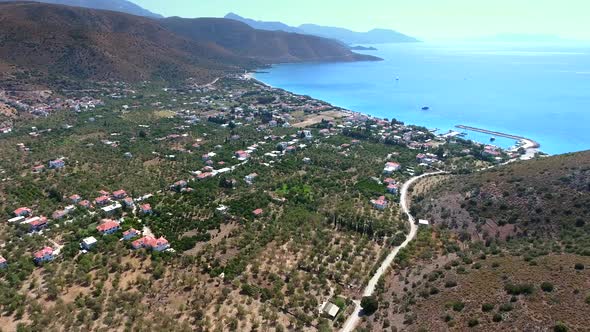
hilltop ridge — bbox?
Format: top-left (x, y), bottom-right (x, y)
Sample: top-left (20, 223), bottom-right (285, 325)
top-left (224, 12), bottom-right (419, 44)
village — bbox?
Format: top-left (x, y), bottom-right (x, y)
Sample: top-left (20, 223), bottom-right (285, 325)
top-left (0, 74), bottom-right (520, 330)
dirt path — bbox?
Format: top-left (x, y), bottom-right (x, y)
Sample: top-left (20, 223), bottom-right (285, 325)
top-left (340, 171), bottom-right (447, 332)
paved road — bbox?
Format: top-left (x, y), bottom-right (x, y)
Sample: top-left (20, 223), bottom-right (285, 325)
top-left (340, 171), bottom-right (447, 332)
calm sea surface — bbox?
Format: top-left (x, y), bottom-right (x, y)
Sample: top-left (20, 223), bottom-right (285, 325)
top-left (255, 42), bottom-right (590, 154)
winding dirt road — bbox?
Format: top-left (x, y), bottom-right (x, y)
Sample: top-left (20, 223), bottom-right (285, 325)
top-left (340, 171), bottom-right (447, 332)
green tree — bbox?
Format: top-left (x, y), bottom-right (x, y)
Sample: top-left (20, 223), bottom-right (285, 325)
top-left (360, 296), bottom-right (378, 315)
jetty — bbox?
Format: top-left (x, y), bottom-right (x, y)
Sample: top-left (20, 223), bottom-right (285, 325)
top-left (456, 125), bottom-right (540, 148)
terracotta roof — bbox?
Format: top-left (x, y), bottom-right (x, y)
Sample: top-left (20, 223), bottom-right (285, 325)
top-left (96, 220), bottom-right (119, 233)
top-left (14, 207), bottom-right (32, 216)
top-left (34, 246), bottom-right (53, 259)
top-left (112, 189), bottom-right (127, 197)
top-left (31, 217), bottom-right (48, 227)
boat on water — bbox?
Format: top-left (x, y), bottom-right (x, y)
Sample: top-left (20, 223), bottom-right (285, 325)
top-left (490, 137), bottom-right (496, 142)
top-left (421, 106), bottom-right (430, 111)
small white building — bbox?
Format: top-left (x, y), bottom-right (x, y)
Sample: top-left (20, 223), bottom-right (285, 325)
top-left (7, 216), bottom-right (25, 224)
top-left (322, 302), bottom-right (340, 319)
top-left (80, 236), bottom-right (98, 250)
top-left (418, 219), bottom-right (430, 226)
top-left (101, 202), bottom-right (122, 214)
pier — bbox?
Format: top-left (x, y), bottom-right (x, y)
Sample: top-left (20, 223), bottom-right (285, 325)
top-left (456, 125), bottom-right (540, 149)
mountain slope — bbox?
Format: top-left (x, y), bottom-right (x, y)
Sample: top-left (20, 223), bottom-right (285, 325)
top-left (0, 0), bottom-right (162, 17)
top-left (0, 2), bottom-right (254, 85)
top-left (161, 17), bottom-right (381, 63)
top-left (224, 13), bottom-right (419, 44)
top-left (0, 2), bottom-right (377, 87)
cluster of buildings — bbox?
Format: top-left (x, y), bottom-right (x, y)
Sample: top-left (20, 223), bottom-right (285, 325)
top-left (8, 207), bottom-right (49, 232)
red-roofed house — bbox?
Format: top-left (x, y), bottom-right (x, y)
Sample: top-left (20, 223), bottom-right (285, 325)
top-left (387, 183), bottom-right (399, 194)
top-left (78, 200), bottom-right (92, 208)
top-left (123, 197), bottom-right (135, 207)
top-left (252, 208), bottom-right (264, 217)
top-left (14, 207), bottom-right (32, 217)
top-left (52, 210), bottom-right (67, 220)
top-left (29, 217), bottom-right (48, 231)
top-left (383, 178), bottom-right (396, 185)
top-left (96, 219), bottom-right (120, 235)
top-left (370, 196), bottom-right (388, 210)
top-left (132, 236), bottom-right (169, 252)
top-left (235, 150), bottom-right (250, 160)
top-left (69, 194), bottom-right (82, 203)
top-left (197, 172), bottom-right (213, 180)
top-left (0, 256), bottom-right (7, 269)
top-left (123, 228), bottom-right (140, 240)
top-left (140, 204), bottom-right (152, 214)
top-left (112, 189), bottom-right (127, 199)
top-left (34, 247), bottom-right (54, 264)
top-left (171, 180), bottom-right (188, 191)
top-left (383, 162), bottom-right (401, 174)
top-left (94, 196), bottom-right (110, 205)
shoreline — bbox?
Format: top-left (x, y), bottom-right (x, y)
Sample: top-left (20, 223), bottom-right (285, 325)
top-left (246, 72), bottom-right (545, 157)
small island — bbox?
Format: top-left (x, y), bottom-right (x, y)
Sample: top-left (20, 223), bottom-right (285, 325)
top-left (350, 45), bottom-right (378, 51)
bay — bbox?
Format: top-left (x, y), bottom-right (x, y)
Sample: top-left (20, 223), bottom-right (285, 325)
top-left (255, 42), bottom-right (590, 154)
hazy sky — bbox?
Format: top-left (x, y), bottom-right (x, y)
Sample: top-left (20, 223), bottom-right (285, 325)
top-left (134, 0), bottom-right (589, 40)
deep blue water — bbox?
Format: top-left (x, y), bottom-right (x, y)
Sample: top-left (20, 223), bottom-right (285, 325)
top-left (255, 42), bottom-right (590, 154)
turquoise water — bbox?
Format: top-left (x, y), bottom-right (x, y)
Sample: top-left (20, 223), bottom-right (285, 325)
top-left (255, 42), bottom-right (590, 154)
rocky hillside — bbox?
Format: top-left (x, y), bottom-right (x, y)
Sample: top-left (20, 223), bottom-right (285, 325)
top-left (0, 2), bottom-right (378, 87)
top-left (359, 151), bottom-right (590, 332)
top-left (413, 151), bottom-right (590, 247)
top-left (161, 17), bottom-right (380, 63)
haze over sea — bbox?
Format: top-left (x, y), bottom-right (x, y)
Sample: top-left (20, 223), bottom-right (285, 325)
top-left (255, 42), bottom-right (590, 155)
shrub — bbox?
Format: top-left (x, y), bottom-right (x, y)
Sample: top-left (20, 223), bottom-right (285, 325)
top-left (482, 303), bottom-right (495, 312)
top-left (468, 319), bottom-right (479, 327)
top-left (574, 263), bottom-right (584, 270)
top-left (586, 295), bottom-right (590, 305)
top-left (554, 322), bottom-right (568, 332)
top-left (452, 301), bottom-right (465, 312)
top-left (541, 282), bottom-right (554, 292)
top-left (499, 303), bottom-right (513, 312)
top-left (504, 283), bottom-right (534, 295)
top-left (493, 313), bottom-right (503, 322)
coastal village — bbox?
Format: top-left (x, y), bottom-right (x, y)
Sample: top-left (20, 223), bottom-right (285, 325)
top-left (0, 74), bottom-right (537, 330)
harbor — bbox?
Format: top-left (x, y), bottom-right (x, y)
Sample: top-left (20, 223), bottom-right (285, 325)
top-left (456, 125), bottom-right (541, 160)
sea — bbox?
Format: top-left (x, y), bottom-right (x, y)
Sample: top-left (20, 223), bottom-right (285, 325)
top-left (254, 42), bottom-right (590, 155)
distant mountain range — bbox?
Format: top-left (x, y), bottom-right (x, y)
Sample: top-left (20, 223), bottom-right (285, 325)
top-left (0, 2), bottom-right (379, 87)
top-left (224, 13), bottom-right (419, 45)
top-left (0, 0), bottom-right (162, 18)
